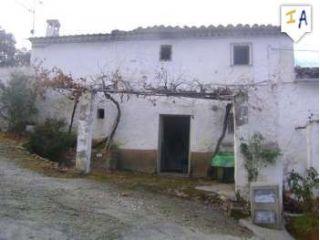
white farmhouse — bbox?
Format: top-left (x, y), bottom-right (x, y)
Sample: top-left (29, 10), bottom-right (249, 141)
top-left (27, 20), bottom-right (318, 196)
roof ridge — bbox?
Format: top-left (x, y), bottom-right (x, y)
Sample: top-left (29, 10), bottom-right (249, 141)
top-left (30, 24), bottom-right (283, 46)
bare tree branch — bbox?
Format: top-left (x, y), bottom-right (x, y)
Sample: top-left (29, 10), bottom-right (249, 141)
top-left (207, 103), bottom-right (233, 176)
top-left (101, 80), bottom-right (121, 150)
top-left (68, 98), bottom-right (79, 134)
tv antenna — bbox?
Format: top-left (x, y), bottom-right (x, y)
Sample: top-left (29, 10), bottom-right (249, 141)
top-left (14, 0), bottom-right (43, 36)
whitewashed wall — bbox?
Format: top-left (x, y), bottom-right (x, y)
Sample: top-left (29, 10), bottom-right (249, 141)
top-left (306, 122), bottom-right (319, 171)
top-left (234, 80), bottom-right (319, 196)
top-left (93, 93), bottom-right (231, 151)
top-left (31, 35), bottom-right (293, 146)
top-left (234, 84), bottom-right (284, 196)
top-left (278, 82), bottom-right (319, 175)
top-left (32, 36), bottom-right (292, 84)
top-left (30, 34), bottom-right (319, 189)
top-left (4, 32), bottom-right (317, 197)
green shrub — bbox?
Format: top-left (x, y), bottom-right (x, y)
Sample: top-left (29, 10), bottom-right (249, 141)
top-left (293, 212), bottom-right (319, 238)
top-left (25, 119), bottom-right (76, 165)
top-left (286, 168), bottom-right (319, 239)
top-left (288, 167), bottom-right (318, 212)
top-left (240, 133), bottom-right (281, 182)
top-left (0, 72), bottom-right (37, 133)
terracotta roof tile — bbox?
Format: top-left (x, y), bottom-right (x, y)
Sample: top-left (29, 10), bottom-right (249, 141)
top-left (30, 24), bottom-right (283, 46)
top-left (295, 67), bottom-right (319, 80)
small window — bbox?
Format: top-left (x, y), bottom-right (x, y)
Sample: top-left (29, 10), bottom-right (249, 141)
top-left (97, 108), bottom-right (105, 119)
top-left (232, 44), bottom-right (250, 65)
top-left (160, 45), bottom-right (172, 61)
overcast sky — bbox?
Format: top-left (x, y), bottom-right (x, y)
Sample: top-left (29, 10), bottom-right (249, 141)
top-left (1, 0), bottom-right (319, 66)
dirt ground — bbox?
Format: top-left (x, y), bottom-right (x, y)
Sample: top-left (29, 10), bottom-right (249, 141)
top-left (0, 136), bottom-right (254, 240)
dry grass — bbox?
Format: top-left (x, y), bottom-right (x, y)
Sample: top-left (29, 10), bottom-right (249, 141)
top-left (88, 169), bottom-right (222, 204)
top-left (0, 132), bottom-right (80, 178)
top-left (0, 132), bottom-right (223, 207)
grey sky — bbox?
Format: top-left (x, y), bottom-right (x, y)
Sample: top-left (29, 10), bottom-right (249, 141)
top-left (1, 0), bottom-right (318, 66)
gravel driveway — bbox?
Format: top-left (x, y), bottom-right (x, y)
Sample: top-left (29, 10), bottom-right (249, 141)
top-left (0, 140), bottom-right (254, 240)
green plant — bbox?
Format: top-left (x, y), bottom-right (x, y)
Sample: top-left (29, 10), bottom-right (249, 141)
top-left (285, 168), bottom-right (319, 239)
top-left (25, 119), bottom-right (76, 166)
top-left (294, 212), bottom-right (318, 237)
top-left (240, 133), bottom-right (281, 182)
top-left (0, 28), bottom-right (30, 67)
top-left (0, 72), bottom-right (37, 133)
top-left (288, 167), bottom-right (318, 212)
top-left (0, 27), bottom-right (16, 67)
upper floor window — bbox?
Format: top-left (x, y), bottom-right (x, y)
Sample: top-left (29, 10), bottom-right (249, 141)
top-left (160, 45), bottom-right (172, 61)
top-left (232, 43), bottom-right (251, 65)
top-left (97, 108), bottom-right (105, 119)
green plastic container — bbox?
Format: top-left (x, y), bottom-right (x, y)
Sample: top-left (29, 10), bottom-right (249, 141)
top-left (211, 152), bottom-right (234, 167)
top-left (211, 152), bottom-right (235, 183)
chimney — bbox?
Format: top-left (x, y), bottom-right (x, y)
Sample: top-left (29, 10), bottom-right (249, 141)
top-left (46, 19), bottom-right (60, 37)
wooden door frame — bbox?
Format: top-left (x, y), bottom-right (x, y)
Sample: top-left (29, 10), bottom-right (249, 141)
top-left (157, 114), bottom-right (192, 176)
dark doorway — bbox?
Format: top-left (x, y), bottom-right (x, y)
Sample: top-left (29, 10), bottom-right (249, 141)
top-left (160, 115), bottom-right (190, 174)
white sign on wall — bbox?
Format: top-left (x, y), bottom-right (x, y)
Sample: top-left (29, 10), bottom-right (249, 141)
top-left (250, 184), bottom-right (281, 229)
top-left (281, 5), bottom-right (312, 42)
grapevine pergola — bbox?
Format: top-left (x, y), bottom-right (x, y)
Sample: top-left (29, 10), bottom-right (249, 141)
top-left (34, 65), bottom-right (244, 174)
